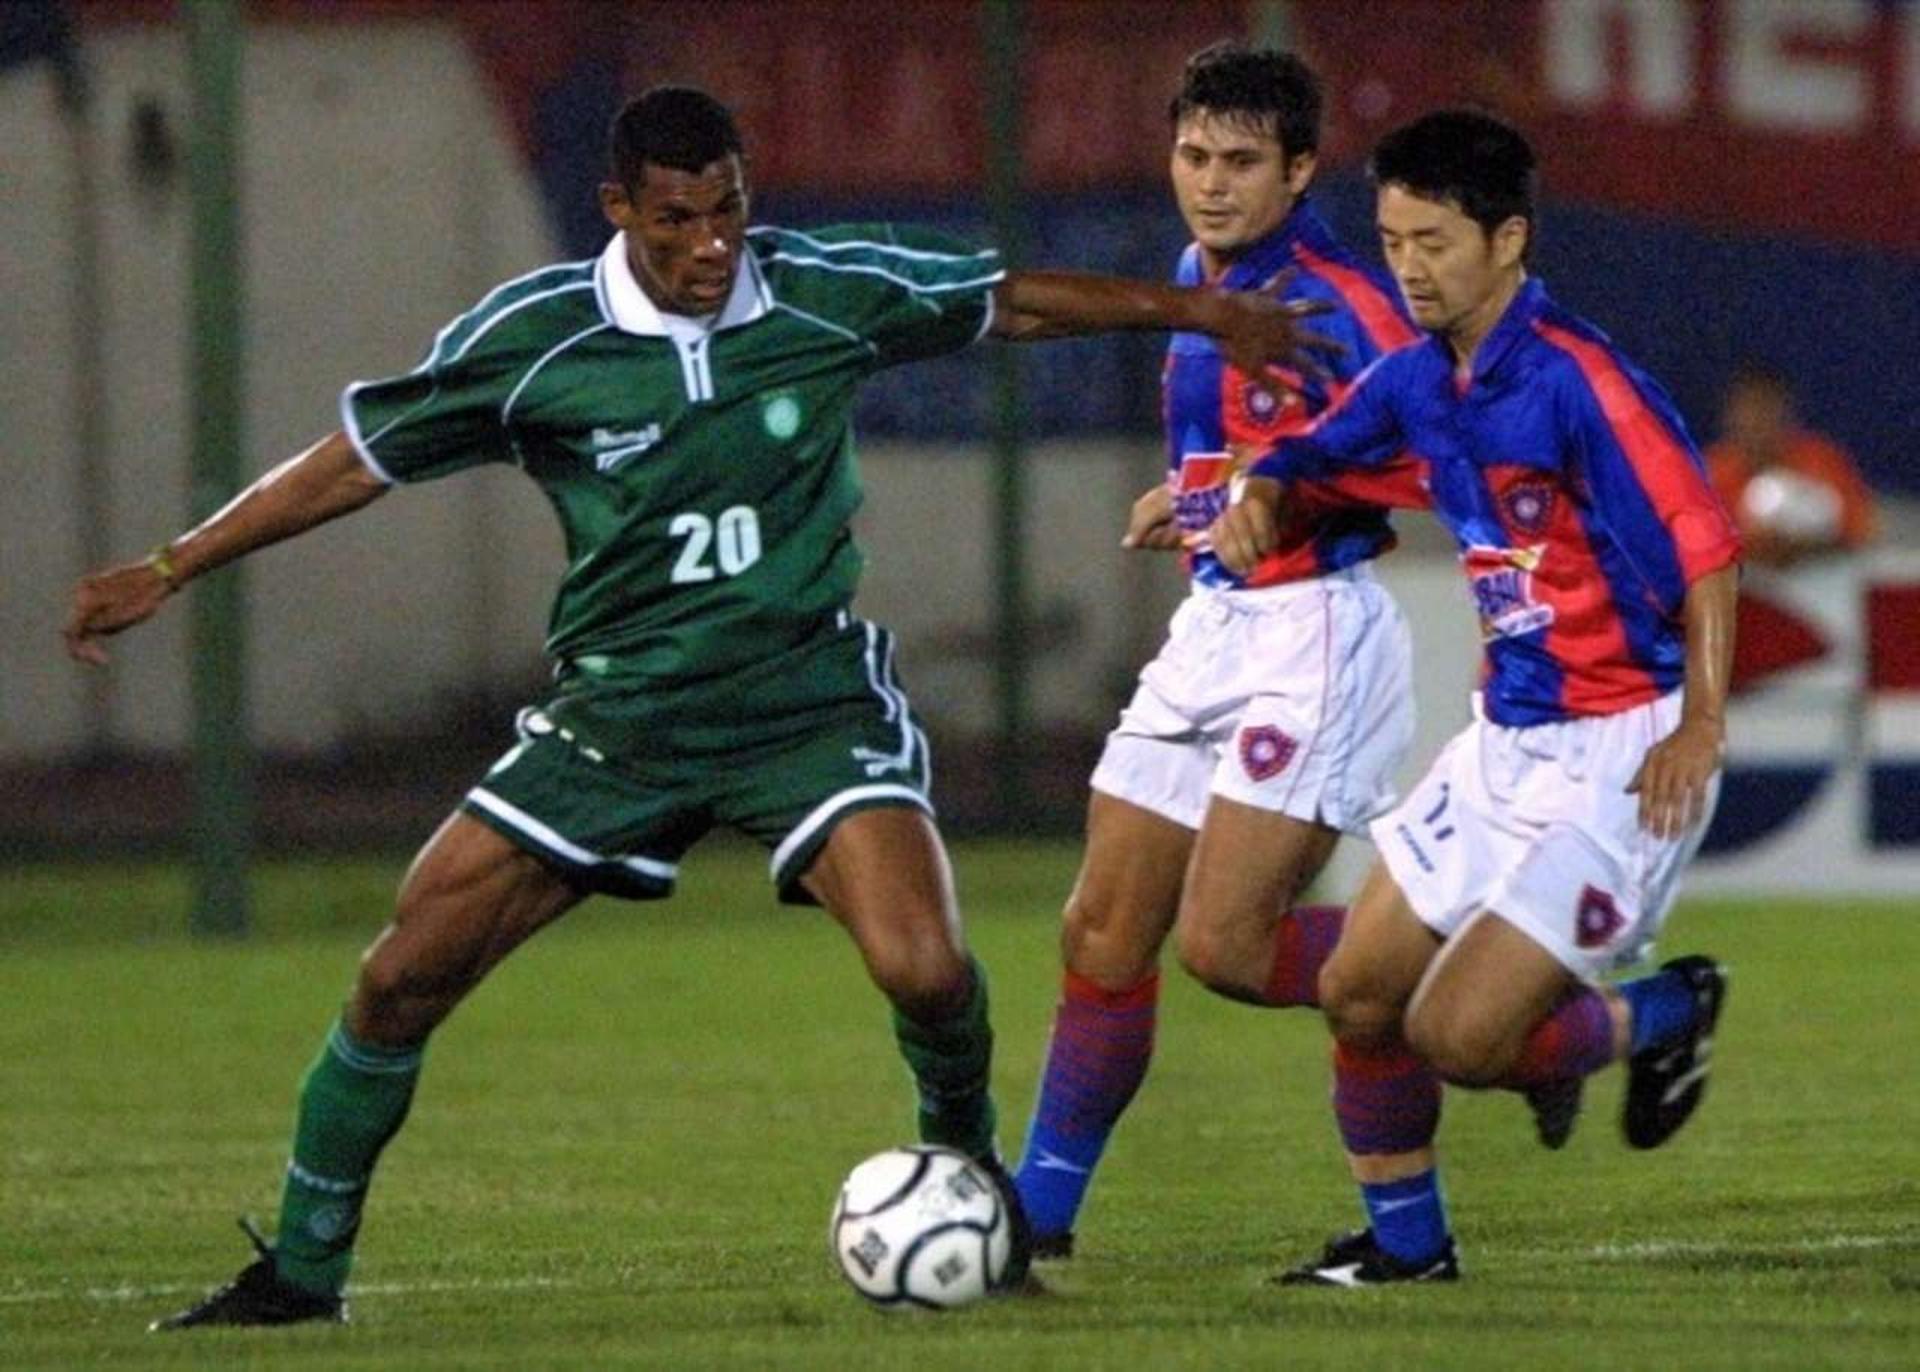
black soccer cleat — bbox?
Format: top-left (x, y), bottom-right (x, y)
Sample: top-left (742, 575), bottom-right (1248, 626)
top-left (972, 1154), bottom-right (1036, 1292)
top-left (1525, 1076), bottom-right (1585, 1150)
top-left (1030, 1230), bottom-right (1075, 1261)
top-left (1278, 1228), bottom-right (1461, 1287)
top-left (149, 1218), bottom-right (347, 1332)
top-left (1623, 955), bottom-right (1728, 1150)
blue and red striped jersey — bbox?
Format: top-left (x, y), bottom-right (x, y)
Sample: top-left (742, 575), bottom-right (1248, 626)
top-left (1251, 278), bottom-right (1741, 725)
top-left (1164, 198), bottom-right (1418, 589)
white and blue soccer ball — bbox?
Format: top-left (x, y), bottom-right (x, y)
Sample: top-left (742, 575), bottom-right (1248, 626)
top-left (829, 1145), bottom-right (1011, 1311)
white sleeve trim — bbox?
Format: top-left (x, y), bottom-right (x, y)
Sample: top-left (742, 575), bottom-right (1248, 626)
top-left (337, 382), bottom-right (397, 486)
top-left (970, 285), bottom-right (999, 347)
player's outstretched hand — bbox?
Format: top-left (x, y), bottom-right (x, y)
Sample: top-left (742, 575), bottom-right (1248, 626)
top-left (1207, 281), bottom-right (1343, 383)
top-left (1204, 476), bottom-right (1283, 575)
top-left (1121, 483), bottom-right (1182, 551)
top-left (63, 559), bottom-right (175, 665)
top-left (1626, 715), bottom-right (1724, 839)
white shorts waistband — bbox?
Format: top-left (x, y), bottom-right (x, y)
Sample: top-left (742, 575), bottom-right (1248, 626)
top-left (1187, 561), bottom-right (1378, 612)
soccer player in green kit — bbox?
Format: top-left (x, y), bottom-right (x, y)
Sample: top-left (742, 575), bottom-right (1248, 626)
top-left (63, 87), bottom-right (1334, 1328)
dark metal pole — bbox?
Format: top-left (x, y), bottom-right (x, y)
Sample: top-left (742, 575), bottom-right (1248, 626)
top-left (981, 0), bottom-right (1030, 824)
top-left (61, 31), bottom-right (114, 753)
top-left (185, 0), bottom-right (251, 936)
top-left (1252, 0), bottom-right (1293, 48)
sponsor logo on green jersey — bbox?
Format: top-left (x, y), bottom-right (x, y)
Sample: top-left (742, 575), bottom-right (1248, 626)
top-left (591, 423), bottom-right (662, 473)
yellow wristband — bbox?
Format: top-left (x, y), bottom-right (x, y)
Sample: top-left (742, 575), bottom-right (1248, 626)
top-left (146, 544), bottom-right (182, 589)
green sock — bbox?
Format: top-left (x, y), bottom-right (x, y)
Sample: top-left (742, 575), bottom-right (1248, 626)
top-left (892, 956), bottom-right (998, 1161)
top-left (272, 1018), bottom-right (423, 1295)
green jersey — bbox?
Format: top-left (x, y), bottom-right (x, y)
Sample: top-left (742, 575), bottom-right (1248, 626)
top-left (342, 224), bottom-right (1002, 687)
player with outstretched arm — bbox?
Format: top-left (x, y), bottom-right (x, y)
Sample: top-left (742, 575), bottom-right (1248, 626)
top-left (1206, 110), bottom-right (1739, 1285)
top-left (63, 87), bottom-right (1335, 1329)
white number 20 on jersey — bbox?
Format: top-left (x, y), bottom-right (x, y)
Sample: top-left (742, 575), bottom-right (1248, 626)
top-left (668, 506), bottom-right (763, 583)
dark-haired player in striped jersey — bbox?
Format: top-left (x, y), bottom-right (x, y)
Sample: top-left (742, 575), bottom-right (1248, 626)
top-left (1212, 110), bottom-right (1737, 1286)
top-left (63, 85), bottom-right (1337, 1329)
top-left (1011, 42), bottom-right (1424, 1258)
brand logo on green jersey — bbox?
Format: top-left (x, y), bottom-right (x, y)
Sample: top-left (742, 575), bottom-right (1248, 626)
top-left (592, 423), bottom-right (662, 473)
top-left (762, 393), bottom-right (802, 440)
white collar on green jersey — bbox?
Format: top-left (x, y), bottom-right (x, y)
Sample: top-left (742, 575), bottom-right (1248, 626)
top-left (594, 232), bottom-right (774, 337)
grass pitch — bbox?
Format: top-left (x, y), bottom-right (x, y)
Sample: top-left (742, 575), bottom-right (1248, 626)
top-left (2, 842), bottom-right (1916, 1369)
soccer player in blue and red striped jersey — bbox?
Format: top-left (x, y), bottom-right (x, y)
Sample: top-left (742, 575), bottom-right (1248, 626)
top-left (1012, 43), bottom-right (1424, 1258)
top-left (1210, 110), bottom-right (1740, 1285)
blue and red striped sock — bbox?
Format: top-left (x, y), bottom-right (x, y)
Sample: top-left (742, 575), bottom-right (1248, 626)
top-left (1332, 1040), bottom-right (1449, 1263)
top-left (1013, 970), bottom-right (1159, 1240)
top-left (1497, 986), bottom-right (1617, 1088)
top-left (1262, 904), bottom-right (1344, 1008)
top-left (1361, 1169), bottom-right (1450, 1266)
top-left (1619, 967), bottom-right (1700, 1054)
top-left (1332, 1039), bottom-right (1441, 1157)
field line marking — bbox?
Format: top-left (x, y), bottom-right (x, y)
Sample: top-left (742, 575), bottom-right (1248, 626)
top-left (1582, 1233), bottom-right (1913, 1261)
top-left (9, 1232), bottom-right (1914, 1306)
top-left (0, 1275), bottom-right (574, 1306)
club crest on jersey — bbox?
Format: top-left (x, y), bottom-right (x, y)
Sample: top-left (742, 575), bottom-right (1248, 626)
top-left (591, 423), bottom-right (662, 473)
top-left (1239, 725), bottom-right (1297, 782)
top-left (1464, 544), bottom-right (1555, 641)
top-left (762, 391), bottom-right (802, 440)
top-left (1501, 480), bottom-right (1556, 536)
top-left (1575, 885), bottom-right (1625, 948)
top-left (1238, 373), bottom-right (1302, 431)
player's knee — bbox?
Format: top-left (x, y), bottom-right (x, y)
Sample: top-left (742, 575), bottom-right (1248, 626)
top-left (351, 930), bottom-right (461, 1041)
top-left (867, 926), bottom-right (971, 1022)
top-left (354, 931), bottom-right (405, 1003)
top-left (1404, 1004), bottom-right (1512, 1087)
top-left (351, 959), bottom-right (424, 1042)
top-left (1171, 916), bottom-right (1240, 996)
top-left (1315, 954), bottom-right (1367, 1026)
top-left (1061, 887), bottom-right (1159, 990)
top-left (1318, 957), bottom-right (1400, 1048)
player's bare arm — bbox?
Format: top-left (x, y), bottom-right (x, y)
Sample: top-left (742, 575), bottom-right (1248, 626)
top-left (990, 270), bottom-right (1336, 379)
top-left (1627, 562), bottom-right (1737, 839)
top-left (1120, 481), bottom-right (1182, 551)
top-left (62, 430), bottom-right (386, 665)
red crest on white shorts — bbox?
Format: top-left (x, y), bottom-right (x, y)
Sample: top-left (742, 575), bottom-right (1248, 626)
top-left (1575, 885), bottom-right (1625, 948)
top-left (1239, 725), bottom-right (1298, 782)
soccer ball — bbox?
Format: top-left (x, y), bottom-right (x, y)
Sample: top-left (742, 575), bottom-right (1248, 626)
top-left (828, 1146), bottom-right (1012, 1311)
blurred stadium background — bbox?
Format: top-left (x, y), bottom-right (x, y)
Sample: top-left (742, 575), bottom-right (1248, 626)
top-left (4, 0), bottom-right (1919, 917)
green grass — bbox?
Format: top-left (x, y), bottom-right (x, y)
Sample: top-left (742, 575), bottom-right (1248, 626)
top-left (3, 842), bottom-right (1916, 1369)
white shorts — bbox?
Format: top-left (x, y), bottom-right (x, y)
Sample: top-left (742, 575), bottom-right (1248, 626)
top-left (1090, 565), bottom-right (1414, 836)
top-left (1373, 691), bottom-right (1718, 980)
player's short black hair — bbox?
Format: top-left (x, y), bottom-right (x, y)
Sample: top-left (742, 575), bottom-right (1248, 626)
top-left (1370, 109), bottom-right (1537, 246)
top-left (1168, 41), bottom-right (1322, 159)
top-left (608, 86), bottom-right (743, 188)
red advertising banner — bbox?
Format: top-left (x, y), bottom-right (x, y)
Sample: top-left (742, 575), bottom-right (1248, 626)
top-left (1293, 0), bottom-right (1920, 252)
top-left (76, 0), bottom-right (1920, 250)
top-left (622, 0), bottom-right (1920, 250)
top-left (613, 0), bottom-right (1244, 193)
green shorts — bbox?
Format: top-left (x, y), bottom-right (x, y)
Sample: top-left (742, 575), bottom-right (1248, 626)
top-left (461, 615), bottom-right (933, 903)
